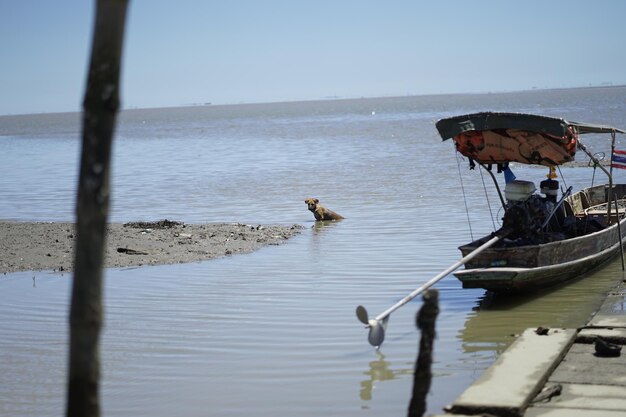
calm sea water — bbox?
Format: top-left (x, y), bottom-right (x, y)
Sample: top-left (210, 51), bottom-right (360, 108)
top-left (2, 87), bottom-right (626, 416)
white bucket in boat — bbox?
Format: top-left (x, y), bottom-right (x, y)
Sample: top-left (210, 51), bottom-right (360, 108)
top-left (505, 180), bottom-right (536, 201)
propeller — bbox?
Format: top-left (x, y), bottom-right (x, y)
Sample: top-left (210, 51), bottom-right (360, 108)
top-left (356, 234), bottom-right (503, 347)
top-left (356, 305), bottom-right (387, 347)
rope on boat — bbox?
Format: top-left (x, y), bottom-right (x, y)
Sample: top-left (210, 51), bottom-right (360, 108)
top-left (478, 164), bottom-right (497, 232)
top-left (455, 152), bottom-right (474, 241)
top-left (556, 165), bottom-right (569, 189)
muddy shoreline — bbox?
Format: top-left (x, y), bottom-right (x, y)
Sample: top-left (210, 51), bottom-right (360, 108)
top-left (0, 220), bottom-right (303, 274)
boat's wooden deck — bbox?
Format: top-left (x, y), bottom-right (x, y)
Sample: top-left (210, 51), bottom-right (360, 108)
top-left (584, 199), bottom-right (626, 224)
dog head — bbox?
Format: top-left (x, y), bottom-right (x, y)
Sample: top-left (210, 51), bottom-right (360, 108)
top-left (304, 198), bottom-right (319, 212)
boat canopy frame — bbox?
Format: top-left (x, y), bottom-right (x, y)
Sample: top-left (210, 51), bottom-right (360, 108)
top-left (436, 112), bottom-right (625, 143)
top-left (437, 111), bottom-right (626, 227)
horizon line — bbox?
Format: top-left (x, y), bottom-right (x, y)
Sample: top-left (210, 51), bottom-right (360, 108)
top-left (2, 83), bottom-right (625, 118)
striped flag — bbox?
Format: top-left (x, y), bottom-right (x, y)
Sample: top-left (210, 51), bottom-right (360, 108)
top-left (612, 149), bottom-right (626, 170)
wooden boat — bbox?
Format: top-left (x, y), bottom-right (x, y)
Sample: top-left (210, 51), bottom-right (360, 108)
top-left (436, 112), bottom-right (626, 292)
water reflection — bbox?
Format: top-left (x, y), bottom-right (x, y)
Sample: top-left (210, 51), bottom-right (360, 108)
top-left (459, 260), bottom-right (625, 354)
top-left (359, 351), bottom-right (412, 402)
top-left (312, 220), bottom-right (344, 232)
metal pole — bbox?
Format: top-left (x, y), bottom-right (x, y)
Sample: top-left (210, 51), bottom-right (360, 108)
top-left (374, 234), bottom-right (501, 322)
top-left (357, 233), bottom-right (504, 347)
top-left (540, 186), bottom-right (573, 230)
top-left (614, 198), bottom-right (625, 271)
top-left (479, 163), bottom-right (506, 209)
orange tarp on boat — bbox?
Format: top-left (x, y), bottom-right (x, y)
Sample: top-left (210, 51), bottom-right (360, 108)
top-left (452, 128), bottom-right (577, 166)
top-left (437, 112), bottom-right (625, 166)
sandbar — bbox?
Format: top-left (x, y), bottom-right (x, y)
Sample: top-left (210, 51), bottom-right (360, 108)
top-left (0, 220), bottom-right (303, 274)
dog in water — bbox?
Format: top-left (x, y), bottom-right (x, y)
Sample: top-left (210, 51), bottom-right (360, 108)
top-left (304, 198), bottom-right (344, 221)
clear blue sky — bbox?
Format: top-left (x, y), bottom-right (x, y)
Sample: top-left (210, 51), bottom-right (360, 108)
top-left (2, 0), bottom-right (626, 115)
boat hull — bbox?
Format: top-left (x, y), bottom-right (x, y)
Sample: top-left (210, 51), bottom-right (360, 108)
top-left (454, 184), bottom-right (626, 293)
top-left (454, 240), bottom-right (620, 292)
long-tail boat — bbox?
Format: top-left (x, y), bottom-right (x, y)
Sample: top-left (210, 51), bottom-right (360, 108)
top-left (436, 112), bottom-right (626, 292)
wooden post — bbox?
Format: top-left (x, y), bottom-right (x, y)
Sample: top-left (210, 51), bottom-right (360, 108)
top-left (407, 289), bottom-right (439, 417)
top-left (66, 1), bottom-right (129, 417)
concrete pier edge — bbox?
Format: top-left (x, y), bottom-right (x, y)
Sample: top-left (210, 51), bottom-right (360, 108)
top-left (433, 281), bottom-right (626, 417)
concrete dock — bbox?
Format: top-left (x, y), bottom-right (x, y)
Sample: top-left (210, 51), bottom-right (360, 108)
top-left (434, 284), bottom-right (626, 417)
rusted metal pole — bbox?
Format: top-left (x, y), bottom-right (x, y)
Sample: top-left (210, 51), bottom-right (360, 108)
top-left (66, 1), bottom-right (129, 417)
top-left (408, 289), bottom-right (439, 417)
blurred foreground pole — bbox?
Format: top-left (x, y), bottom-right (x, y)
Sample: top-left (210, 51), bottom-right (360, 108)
top-left (407, 290), bottom-right (439, 417)
top-left (66, 1), bottom-right (129, 417)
